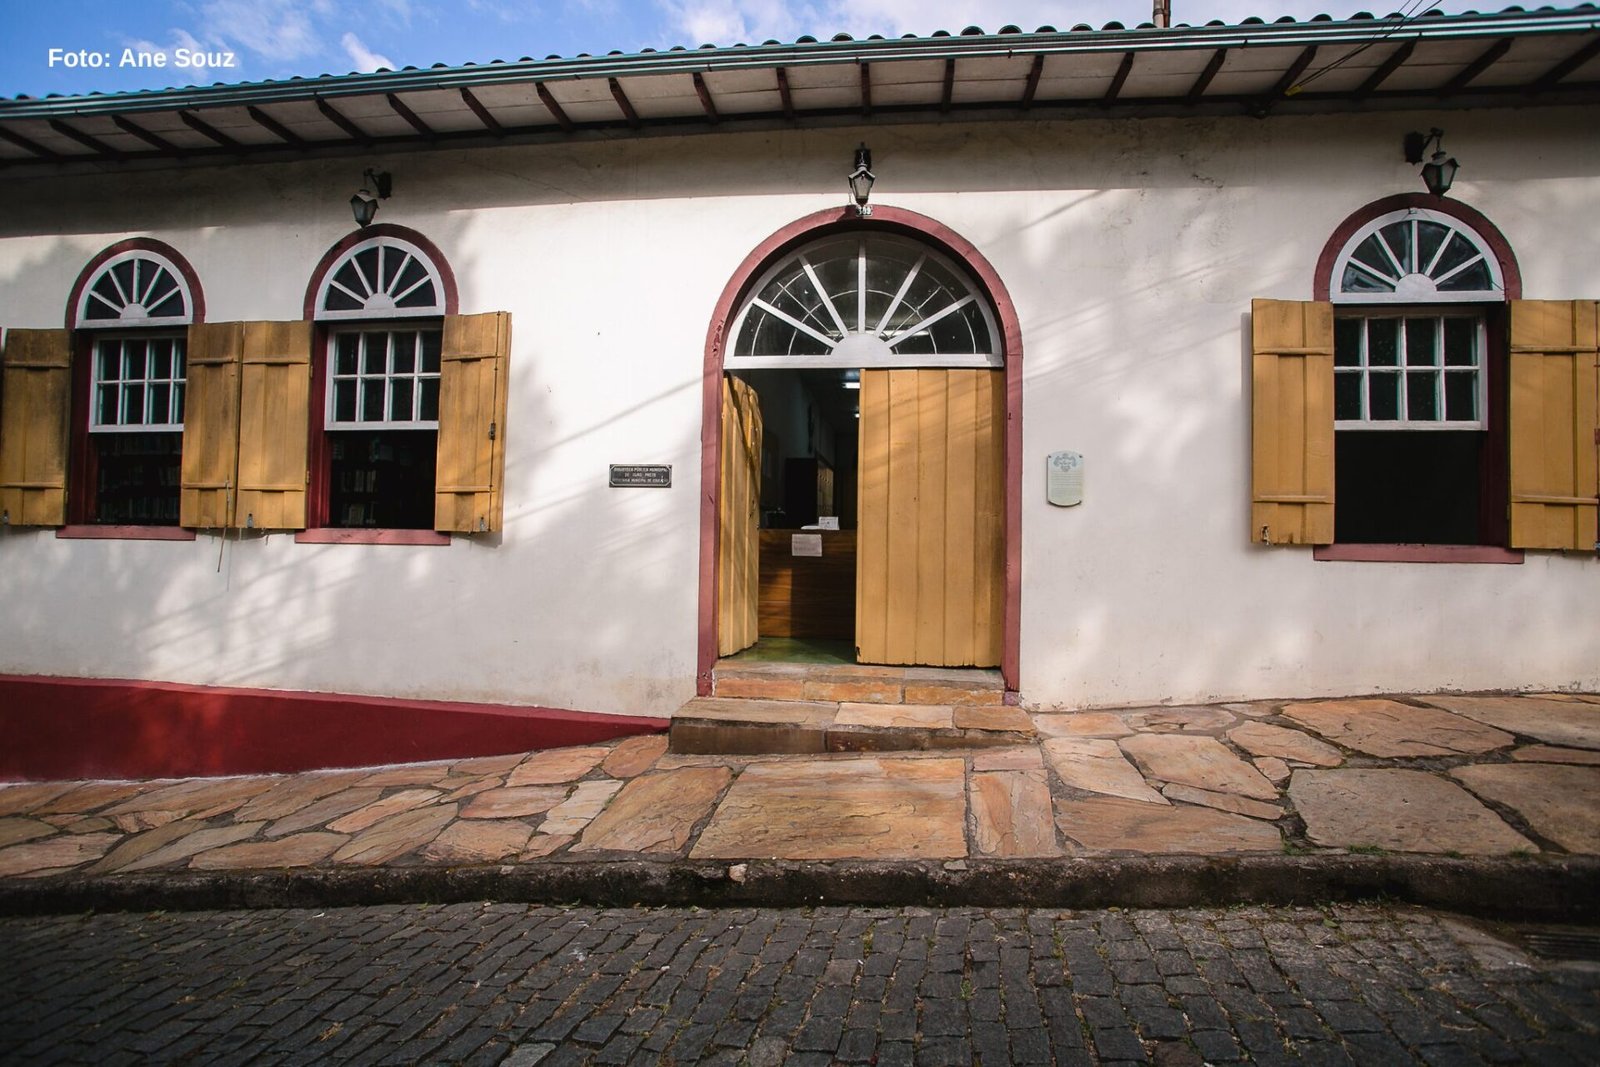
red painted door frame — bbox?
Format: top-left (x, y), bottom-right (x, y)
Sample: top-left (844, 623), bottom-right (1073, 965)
top-left (696, 205), bottom-right (1024, 696)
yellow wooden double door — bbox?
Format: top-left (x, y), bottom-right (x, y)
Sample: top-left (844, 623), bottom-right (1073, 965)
top-left (719, 368), bottom-right (1004, 668)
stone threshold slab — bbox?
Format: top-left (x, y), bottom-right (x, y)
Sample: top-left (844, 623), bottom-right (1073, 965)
top-left (712, 662), bottom-right (1006, 707)
top-left (3, 854), bottom-right (1596, 923)
top-left (670, 697), bottom-right (1032, 755)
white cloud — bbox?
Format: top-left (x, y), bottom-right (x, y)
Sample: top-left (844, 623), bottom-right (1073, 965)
top-left (173, 28), bottom-right (210, 55)
top-left (341, 31), bottom-right (396, 71)
top-left (466, 0), bottom-right (543, 22)
top-left (197, 0), bottom-right (322, 60)
top-left (117, 28), bottom-right (218, 72)
top-left (654, 0), bottom-right (821, 45)
top-left (654, 0), bottom-right (1487, 45)
top-left (819, 1), bottom-right (1123, 37)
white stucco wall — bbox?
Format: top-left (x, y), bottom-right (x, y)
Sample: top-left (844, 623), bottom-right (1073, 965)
top-left (1, 104), bottom-right (1596, 715)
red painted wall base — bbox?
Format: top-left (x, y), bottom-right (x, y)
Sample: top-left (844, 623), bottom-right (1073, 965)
top-left (0, 674), bottom-right (666, 782)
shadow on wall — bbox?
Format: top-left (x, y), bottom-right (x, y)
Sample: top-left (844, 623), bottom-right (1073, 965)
top-left (1, 110), bottom-right (1595, 739)
top-left (1, 106), bottom-right (1589, 245)
top-left (0, 197), bottom-right (700, 732)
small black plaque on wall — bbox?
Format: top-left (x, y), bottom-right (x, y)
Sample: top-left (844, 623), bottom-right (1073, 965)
top-left (609, 464), bottom-right (672, 488)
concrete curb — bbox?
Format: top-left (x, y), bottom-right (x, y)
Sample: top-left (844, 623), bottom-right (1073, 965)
top-left (2, 854), bottom-right (1596, 921)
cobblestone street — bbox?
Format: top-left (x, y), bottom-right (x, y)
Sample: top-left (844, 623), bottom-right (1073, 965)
top-left (2, 904), bottom-right (1595, 1065)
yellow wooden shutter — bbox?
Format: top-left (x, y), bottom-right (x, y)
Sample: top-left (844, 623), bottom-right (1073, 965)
top-left (1509, 300), bottom-right (1599, 551)
top-left (717, 375), bottom-right (762, 656)
top-left (1251, 299), bottom-right (1335, 545)
top-left (0, 329), bottom-right (72, 527)
top-left (235, 320), bottom-right (311, 530)
top-left (436, 312), bottom-right (510, 533)
top-left (856, 368), bottom-right (1003, 668)
top-left (180, 322), bottom-right (243, 528)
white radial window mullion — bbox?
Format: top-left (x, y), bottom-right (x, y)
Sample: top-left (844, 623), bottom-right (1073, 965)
top-left (1422, 230), bottom-right (1452, 276)
top-left (857, 239), bottom-right (868, 335)
top-left (1373, 230), bottom-right (1407, 279)
top-left (875, 254), bottom-right (926, 337)
top-left (1432, 253), bottom-right (1488, 287)
top-left (328, 278), bottom-right (368, 306)
top-left (799, 257), bottom-right (850, 340)
top-left (89, 288), bottom-right (122, 316)
top-left (138, 265), bottom-right (162, 307)
top-left (886, 293), bottom-right (978, 345)
top-left (390, 271), bottom-right (433, 306)
top-left (350, 252), bottom-right (377, 300)
top-left (107, 262), bottom-right (131, 306)
top-left (768, 272), bottom-right (828, 335)
top-left (751, 298), bottom-right (840, 351)
top-left (1347, 257), bottom-right (1398, 289)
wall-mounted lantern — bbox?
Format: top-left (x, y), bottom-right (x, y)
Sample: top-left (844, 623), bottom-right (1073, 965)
top-left (350, 168), bottom-right (393, 227)
top-left (848, 144), bottom-right (875, 217)
top-left (1403, 129), bottom-right (1459, 197)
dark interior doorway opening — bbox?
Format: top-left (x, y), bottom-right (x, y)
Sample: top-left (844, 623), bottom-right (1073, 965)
top-left (731, 367), bottom-right (860, 659)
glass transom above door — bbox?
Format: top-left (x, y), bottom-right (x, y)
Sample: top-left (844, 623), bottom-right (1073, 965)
top-left (727, 234), bottom-right (1001, 369)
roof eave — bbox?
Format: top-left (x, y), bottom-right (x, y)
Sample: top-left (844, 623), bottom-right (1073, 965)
top-left (3, 8), bottom-right (1598, 120)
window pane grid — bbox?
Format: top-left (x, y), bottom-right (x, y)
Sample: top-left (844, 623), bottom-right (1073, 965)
top-left (90, 336), bottom-right (186, 432)
top-left (1335, 315), bottom-right (1482, 428)
top-left (327, 328), bottom-right (441, 430)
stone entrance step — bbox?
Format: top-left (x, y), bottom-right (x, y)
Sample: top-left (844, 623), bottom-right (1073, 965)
top-left (669, 696), bottom-right (1034, 755)
top-left (713, 661), bottom-right (1005, 707)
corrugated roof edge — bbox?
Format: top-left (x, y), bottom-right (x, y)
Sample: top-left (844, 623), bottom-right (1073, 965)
top-left (2, 4), bottom-right (1596, 116)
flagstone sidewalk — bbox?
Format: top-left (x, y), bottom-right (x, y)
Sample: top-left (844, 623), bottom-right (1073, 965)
top-left (1, 691), bottom-right (1597, 912)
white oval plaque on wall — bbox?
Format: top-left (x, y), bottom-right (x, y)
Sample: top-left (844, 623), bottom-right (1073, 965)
top-left (1047, 451), bottom-right (1084, 507)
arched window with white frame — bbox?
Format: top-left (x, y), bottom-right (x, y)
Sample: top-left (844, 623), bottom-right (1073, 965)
top-left (72, 245), bottom-right (199, 526)
top-left (315, 234), bottom-right (446, 320)
top-left (727, 234), bottom-right (1001, 369)
top-left (308, 232), bottom-right (449, 530)
top-left (1323, 202), bottom-right (1513, 546)
top-left (76, 248), bottom-right (196, 328)
top-left (1331, 208), bottom-right (1504, 305)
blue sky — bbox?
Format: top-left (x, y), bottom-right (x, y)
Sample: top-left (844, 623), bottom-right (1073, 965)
top-left (1, 0), bottom-right (1493, 97)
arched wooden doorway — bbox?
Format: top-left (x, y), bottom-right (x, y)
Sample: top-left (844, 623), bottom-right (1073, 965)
top-left (697, 206), bottom-right (1023, 696)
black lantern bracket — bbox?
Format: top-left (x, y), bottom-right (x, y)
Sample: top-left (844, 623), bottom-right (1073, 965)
top-left (1403, 128), bottom-right (1459, 197)
top-left (847, 143), bottom-right (875, 217)
top-left (350, 168), bottom-right (393, 228)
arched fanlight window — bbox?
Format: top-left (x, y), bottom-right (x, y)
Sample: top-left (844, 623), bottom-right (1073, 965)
top-left (727, 234), bottom-right (1000, 368)
top-left (1331, 208), bottom-right (1504, 304)
top-left (75, 249), bottom-right (194, 328)
top-left (314, 235), bottom-right (446, 320)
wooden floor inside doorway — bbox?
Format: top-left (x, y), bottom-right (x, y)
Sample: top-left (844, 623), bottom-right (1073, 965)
top-left (721, 637), bottom-right (854, 666)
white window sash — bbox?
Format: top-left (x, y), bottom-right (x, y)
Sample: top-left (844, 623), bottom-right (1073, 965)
top-left (1334, 314), bottom-right (1486, 431)
top-left (324, 327), bottom-right (442, 431)
top-left (88, 334), bottom-right (187, 433)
